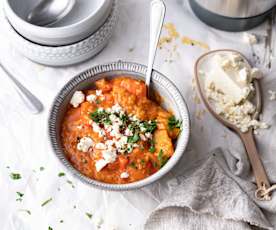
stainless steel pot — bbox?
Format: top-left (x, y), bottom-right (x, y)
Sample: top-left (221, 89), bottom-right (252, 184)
top-left (189, 0), bottom-right (276, 31)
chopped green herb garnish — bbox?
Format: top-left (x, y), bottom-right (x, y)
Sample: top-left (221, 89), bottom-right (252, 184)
top-left (149, 146), bottom-right (155, 153)
top-left (141, 120), bottom-right (157, 133)
top-left (60, 220), bottom-right (64, 223)
top-left (18, 209), bottom-right (31, 215)
top-left (127, 133), bottom-right (140, 143)
top-left (39, 167), bottom-right (45, 171)
top-left (90, 109), bottom-right (111, 125)
top-left (67, 180), bottom-right (75, 188)
top-left (158, 149), bottom-right (169, 168)
top-left (152, 160), bottom-right (158, 168)
top-left (149, 140), bottom-right (155, 153)
top-left (86, 212), bottom-right (93, 219)
top-left (168, 116), bottom-right (182, 130)
top-left (48, 227), bottom-right (53, 230)
top-left (16, 192), bottom-right (24, 201)
top-left (10, 173), bottom-right (21, 180)
top-left (58, 172), bottom-right (65, 177)
top-left (141, 159), bottom-right (146, 166)
top-left (129, 162), bottom-right (137, 169)
top-left (41, 198), bottom-right (53, 207)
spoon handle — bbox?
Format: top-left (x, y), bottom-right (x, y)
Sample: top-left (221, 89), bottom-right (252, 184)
top-left (0, 63), bottom-right (43, 114)
top-left (145, 0), bottom-right (166, 89)
top-left (240, 130), bottom-right (271, 199)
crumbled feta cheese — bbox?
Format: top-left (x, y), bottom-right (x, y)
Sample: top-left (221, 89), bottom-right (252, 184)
top-left (250, 68), bottom-right (263, 79)
top-left (77, 137), bottom-right (93, 152)
top-left (96, 90), bottom-right (102, 96)
top-left (94, 217), bottom-right (104, 229)
top-left (70, 91), bottom-right (85, 108)
top-left (268, 90), bottom-right (276, 101)
top-left (221, 59), bottom-right (232, 70)
top-left (115, 136), bottom-right (128, 152)
top-left (92, 123), bottom-right (105, 137)
top-left (86, 94), bottom-right (97, 103)
top-left (120, 172), bottom-right (129, 179)
top-left (102, 149), bottom-right (117, 163)
top-left (95, 143), bottom-right (106, 150)
top-left (109, 123), bottom-right (122, 139)
top-left (139, 134), bottom-right (147, 141)
top-left (124, 128), bottom-right (133, 136)
top-left (95, 159), bottom-right (108, 172)
top-left (111, 103), bottom-right (122, 113)
top-left (206, 81), bottom-right (268, 133)
top-left (243, 33), bottom-right (258, 45)
top-left (238, 68), bottom-right (249, 84)
top-left (145, 132), bottom-right (152, 139)
top-left (105, 140), bottom-right (114, 147)
top-left (206, 54), bottom-right (252, 103)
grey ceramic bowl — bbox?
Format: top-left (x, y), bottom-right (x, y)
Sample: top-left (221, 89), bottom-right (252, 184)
top-left (4, 0), bottom-right (113, 46)
top-left (48, 62), bottom-right (190, 190)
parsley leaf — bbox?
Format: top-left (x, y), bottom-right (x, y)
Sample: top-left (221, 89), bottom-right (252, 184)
top-left (168, 116), bottom-right (182, 130)
top-left (141, 120), bottom-right (157, 133)
top-left (86, 212), bottom-right (93, 219)
top-left (10, 173), bottom-right (21, 180)
top-left (16, 192), bottom-right (24, 201)
top-left (158, 149), bottom-right (169, 168)
top-left (41, 198), bottom-right (53, 207)
top-left (127, 133), bottom-right (140, 143)
top-left (129, 162), bottom-right (137, 169)
top-left (19, 209), bottom-right (31, 215)
top-left (58, 172), bottom-right (65, 177)
top-left (149, 140), bottom-right (155, 153)
top-left (48, 227), bottom-right (53, 230)
top-left (90, 109), bottom-right (111, 125)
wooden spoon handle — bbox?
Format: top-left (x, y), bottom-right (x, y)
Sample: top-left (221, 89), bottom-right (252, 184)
top-left (240, 130), bottom-right (271, 196)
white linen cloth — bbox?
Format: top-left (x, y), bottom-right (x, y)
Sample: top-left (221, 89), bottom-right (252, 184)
top-left (0, 0), bottom-right (276, 229)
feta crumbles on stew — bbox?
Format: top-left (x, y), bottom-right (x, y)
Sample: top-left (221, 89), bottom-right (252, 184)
top-left (61, 77), bottom-right (182, 184)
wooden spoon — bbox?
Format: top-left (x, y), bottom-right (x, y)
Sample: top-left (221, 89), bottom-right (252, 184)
top-left (194, 49), bottom-right (272, 201)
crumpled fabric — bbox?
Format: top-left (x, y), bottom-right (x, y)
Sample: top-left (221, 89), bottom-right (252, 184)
top-left (144, 150), bottom-right (275, 230)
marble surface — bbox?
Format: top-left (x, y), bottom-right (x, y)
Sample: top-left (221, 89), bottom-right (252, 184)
top-left (1, 0), bottom-right (276, 229)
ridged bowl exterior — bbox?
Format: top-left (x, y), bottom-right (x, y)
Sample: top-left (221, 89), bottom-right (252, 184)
top-left (48, 61), bottom-right (190, 190)
top-left (4, 1), bottom-right (119, 66)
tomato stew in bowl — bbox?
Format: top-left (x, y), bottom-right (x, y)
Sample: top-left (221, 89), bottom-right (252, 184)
top-left (61, 77), bottom-right (182, 184)
top-left (49, 62), bottom-right (190, 190)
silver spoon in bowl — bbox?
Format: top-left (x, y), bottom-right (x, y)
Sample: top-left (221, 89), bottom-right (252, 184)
top-left (27, 0), bottom-right (75, 27)
top-left (145, 0), bottom-right (166, 97)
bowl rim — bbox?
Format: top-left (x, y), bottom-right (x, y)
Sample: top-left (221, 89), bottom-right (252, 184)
top-left (48, 61), bottom-right (190, 191)
top-left (3, 0), bottom-right (113, 37)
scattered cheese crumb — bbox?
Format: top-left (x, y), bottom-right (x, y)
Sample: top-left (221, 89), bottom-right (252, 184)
top-left (94, 217), bottom-right (104, 229)
top-left (268, 90), bottom-right (276, 101)
top-left (77, 137), bottom-right (93, 152)
top-left (86, 94), bottom-right (97, 103)
top-left (250, 68), bottom-right (263, 79)
top-left (120, 172), bottom-right (129, 179)
top-left (96, 90), bottom-right (102, 96)
top-left (70, 91), bottom-right (85, 108)
top-left (95, 143), bottom-right (106, 150)
top-left (243, 33), bottom-right (258, 45)
top-left (95, 159), bottom-right (108, 172)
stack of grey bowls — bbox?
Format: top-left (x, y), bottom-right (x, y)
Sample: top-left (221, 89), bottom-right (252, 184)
top-left (3, 0), bottom-right (119, 66)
